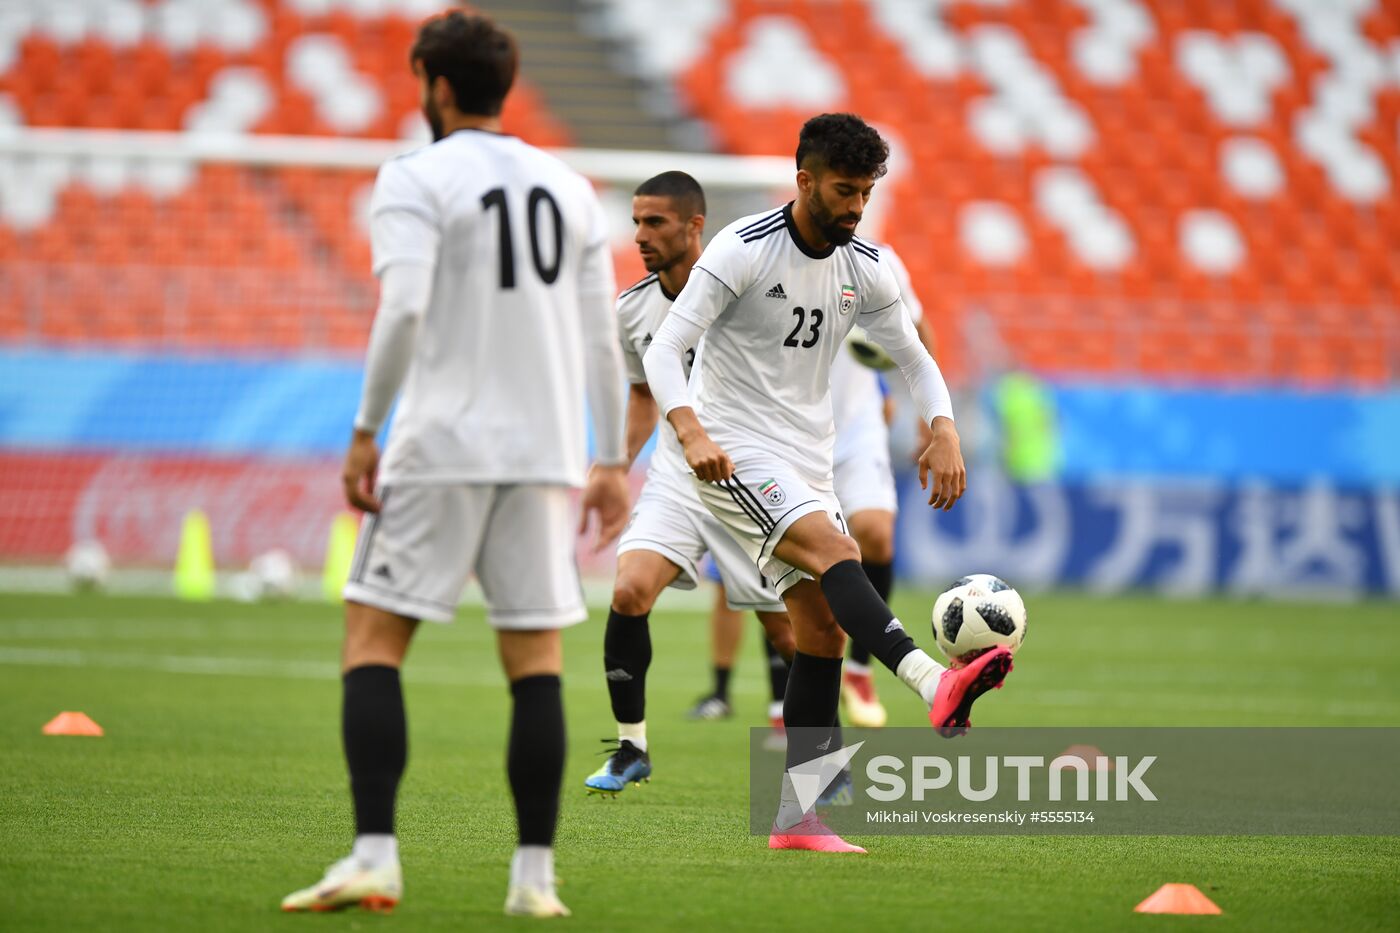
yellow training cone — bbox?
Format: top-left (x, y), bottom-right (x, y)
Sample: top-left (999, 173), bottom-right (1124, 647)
top-left (173, 509), bottom-right (216, 601)
top-left (322, 512), bottom-right (359, 602)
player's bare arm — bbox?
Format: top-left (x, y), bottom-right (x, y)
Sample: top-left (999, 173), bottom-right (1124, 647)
top-left (625, 383), bottom-right (659, 467)
top-left (913, 316), bottom-right (938, 458)
top-left (918, 415), bottom-right (966, 511)
top-left (665, 405), bottom-right (733, 482)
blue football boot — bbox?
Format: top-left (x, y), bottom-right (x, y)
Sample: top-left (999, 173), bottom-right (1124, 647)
top-left (584, 739), bottom-right (652, 797)
top-left (817, 768), bottom-right (854, 807)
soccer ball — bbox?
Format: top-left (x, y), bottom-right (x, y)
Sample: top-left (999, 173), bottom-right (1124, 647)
top-left (931, 574), bottom-right (1027, 662)
top-left (249, 549), bottom-right (298, 599)
top-left (65, 539), bottom-right (110, 591)
top-left (843, 325), bottom-right (896, 370)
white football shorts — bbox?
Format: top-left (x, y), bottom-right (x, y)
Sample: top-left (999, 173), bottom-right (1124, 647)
top-left (833, 405), bottom-right (898, 517)
top-left (617, 470), bottom-right (785, 612)
top-left (692, 452), bottom-right (848, 598)
top-left (343, 483), bottom-right (585, 629)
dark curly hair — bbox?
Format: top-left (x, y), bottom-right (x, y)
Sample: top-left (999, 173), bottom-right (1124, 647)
top-left (410, 11), bottom-right (517, 117)
top-left (795, 113), bottom-right (889, 179)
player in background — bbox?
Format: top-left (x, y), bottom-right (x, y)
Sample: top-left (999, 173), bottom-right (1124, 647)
top-left (281, 12), bottom-right (629, 918)
top-left (643, 113), bottom-right (1013, 853)
top-left (584, 172), bottom-right (798, 797)
top-left (692, 245), bottom-right (938, 731)
top-left (693, 563), bottom-right (792, 748)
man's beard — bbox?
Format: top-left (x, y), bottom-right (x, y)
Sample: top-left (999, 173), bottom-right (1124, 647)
top-left (641, 241), bottom-right (683, 273)
top-left (808, 191), bottom-right (859, 245)
top-left (424, 100), bottom-right (445, 142)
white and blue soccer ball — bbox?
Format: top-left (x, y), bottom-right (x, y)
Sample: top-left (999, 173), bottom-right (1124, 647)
top-left (932, 573), bottom-right (1027, 662)
top-left (843, 324), bottom-right (896, 371)
top-left (65, 539), bottom-right (111, 591)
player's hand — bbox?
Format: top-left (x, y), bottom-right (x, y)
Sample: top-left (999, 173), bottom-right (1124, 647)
top-left (681, 430), bottom-right (734, 483)
top-left (342, 429), bottom-right (382, 513)
top-left (917, 417), bottom-right (966, 511)
top-left (578, 463), bottom-right (631, 552)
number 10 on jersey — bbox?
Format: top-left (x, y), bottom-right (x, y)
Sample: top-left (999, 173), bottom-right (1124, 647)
top-left (480, 186), bottom-right (564, 288)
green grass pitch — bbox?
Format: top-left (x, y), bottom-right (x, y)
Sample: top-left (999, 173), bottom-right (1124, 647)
top-left (1, 590), bottom-right (1398, 931)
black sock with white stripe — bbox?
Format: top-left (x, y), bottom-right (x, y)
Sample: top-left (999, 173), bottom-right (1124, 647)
top-left (849, 560), bottom-right (893, 667)
top-left (603, 608), bottom-right (651, 725)
top-left (782, 652), bottom-right (843, 770)
top-left (819, 559), bottom-right (917, 672)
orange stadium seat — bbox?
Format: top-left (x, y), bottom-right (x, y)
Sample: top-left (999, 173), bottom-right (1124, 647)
top-left (658, 0), bottom-right (1400, 386)
top-left (0, 0), bottom-right (1396, 384)
top-left (0, 1), bottom-right (572, 354)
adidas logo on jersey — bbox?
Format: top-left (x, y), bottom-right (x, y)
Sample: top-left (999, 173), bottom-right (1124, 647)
top-left (764, 283), bottom-right (786, 299)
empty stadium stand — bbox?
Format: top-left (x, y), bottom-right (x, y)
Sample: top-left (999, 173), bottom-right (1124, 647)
top-left (1, 0), bottom-right (1397, 385)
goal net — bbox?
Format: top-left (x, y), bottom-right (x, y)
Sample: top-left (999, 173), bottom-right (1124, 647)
top-left (0, 127), bottom-right (791, 591)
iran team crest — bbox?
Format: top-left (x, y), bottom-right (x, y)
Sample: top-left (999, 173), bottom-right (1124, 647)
top-left (759, 478), bottom-right (786, 506)
top-left (839, 284), bottom-right (857, 314)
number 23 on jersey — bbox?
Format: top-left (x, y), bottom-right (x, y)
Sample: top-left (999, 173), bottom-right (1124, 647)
top-left (783, 306), bottom-right (824, 348)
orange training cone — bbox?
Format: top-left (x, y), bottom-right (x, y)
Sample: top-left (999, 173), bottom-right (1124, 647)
top-left (42, 712), bottom-right (104, 737)
top-left (1054, 744), bottom-right (1114, 770)
top-left (1134, 884), bottom-right (1222, 915)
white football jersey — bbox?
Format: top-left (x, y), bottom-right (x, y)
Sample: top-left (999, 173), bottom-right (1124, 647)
top-left (831, 245), bottom-right (923, 461)
top-left (663, 203), bottom-right (923, 485)
top-left (616, 273), bottom-right (696, 487)
top-left (368, 129), bottom-right (618, 486)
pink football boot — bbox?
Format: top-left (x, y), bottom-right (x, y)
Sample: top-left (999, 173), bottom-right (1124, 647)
top-left (769, 812), bottom-right (867, 853)
top-left (929, 646), bottom-right (1013, 737)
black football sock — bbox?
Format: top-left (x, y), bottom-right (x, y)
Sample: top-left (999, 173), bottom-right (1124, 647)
top-left (849, 560), bottom-right (894, 667)
top-left (782, 652), bottom-right (843, 770)
top-left (342, 664), bottom-right (407, 836)
top-left (763, 632), bottom-right (790, 705)
top-left (820, 559), bottom-right (917, 673)
top-left (603, 608), bottom-right (651, 724)
top-left (508, 674), bottom-right (565, 846)
top-left (713, 665), bottom-right (732, 702)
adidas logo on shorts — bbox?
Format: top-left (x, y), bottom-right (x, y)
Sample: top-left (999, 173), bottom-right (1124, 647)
top-left (764, 283), bottom-right (786, 299)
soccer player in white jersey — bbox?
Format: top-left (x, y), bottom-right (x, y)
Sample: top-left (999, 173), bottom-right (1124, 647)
top-left (643, 113), bottom-right (1014, 853)
top-left (281, 12), bottom-right (629, 917)
top-left (584, 171), bottom-right (797, 796)
top-left (696, 244), bottom-right (937, 732)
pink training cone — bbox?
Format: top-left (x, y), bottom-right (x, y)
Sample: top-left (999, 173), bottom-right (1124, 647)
top-left (1134, 884), bottom-right (1222, 915)
top-left (42, 711), bottom-right (104, 737)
